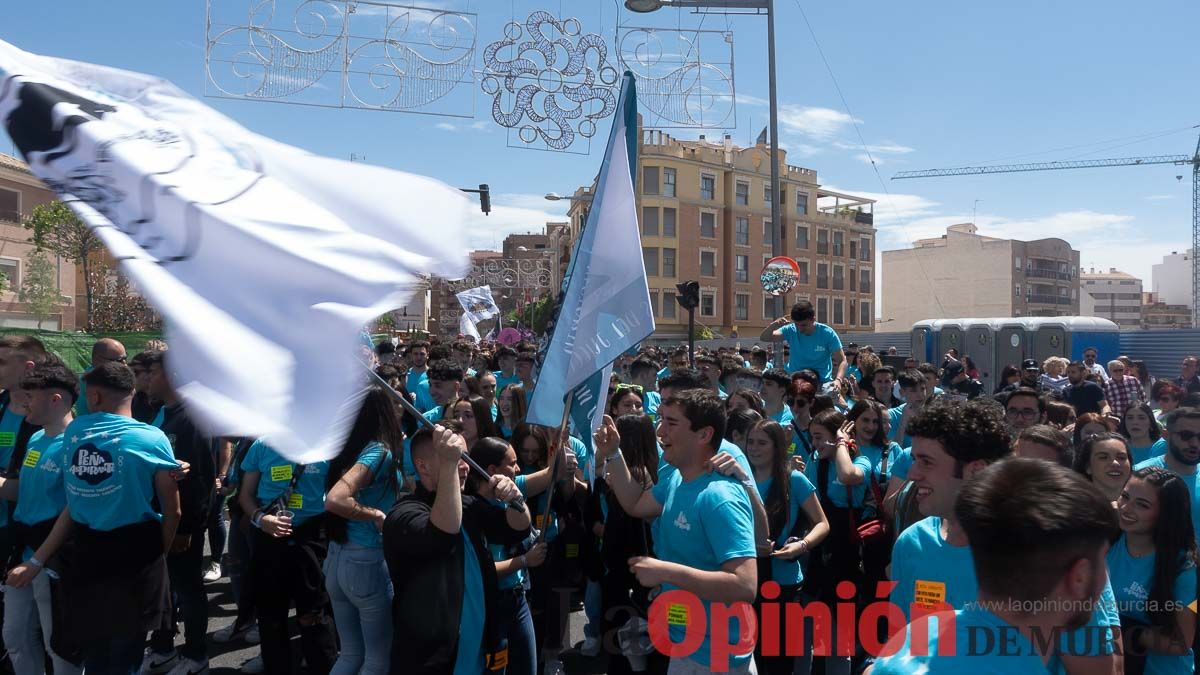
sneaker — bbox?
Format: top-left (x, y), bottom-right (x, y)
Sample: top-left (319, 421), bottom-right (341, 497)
top-left (139, 649), bottom-right (180, 675)
top-left (202, 561), bottom-right (222, 583)
top-left (580, 636), bottom-right (601, 657)
top-left (239, 656), bottom-right (263, 674)
top-left (165, 657), bottom-right (208, 675)
top-left (212, 621), bottom-right (252, 644)
top-left (245, 625), bottom-right (260, 644)
top-left (543, 659), bottom-right (564, 675)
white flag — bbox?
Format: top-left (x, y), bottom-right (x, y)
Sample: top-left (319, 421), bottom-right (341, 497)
top-left (459, 312), bottom-right (481, 342)
top-left (456, 285), bottom-right (500, 323)
top-left (0, 40), bottom-right (470, 462)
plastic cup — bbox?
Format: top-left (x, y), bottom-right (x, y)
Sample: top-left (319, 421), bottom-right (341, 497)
top-left (277, 510), bottom-right (295, 523)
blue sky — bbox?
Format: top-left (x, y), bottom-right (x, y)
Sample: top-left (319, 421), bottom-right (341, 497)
top-left (4, 0), bottom-right (1199, 317)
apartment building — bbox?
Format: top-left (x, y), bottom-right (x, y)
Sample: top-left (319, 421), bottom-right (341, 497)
top-left (1080, 268), bottom-right (1142, 328)
top-left (882, 223), bottom-right (1080, 327)
top-left (568, 128), bottom-right (877, 340)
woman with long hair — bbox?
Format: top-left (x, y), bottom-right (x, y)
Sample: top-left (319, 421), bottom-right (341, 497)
top-left (725, 409), bottom-right (763, 453)
top-left (726, 419), bottom-right (829, 675)
top-left (1074, 412), bottom-right (1117, 449)
top-left (726, 388), bottom-right (766, 417)
top-left (467, 437), bottom-right (549, 675)
top-left (961, 354), bottom-right (980, 380)
top-left (787, 380), bottom-right (818, 472)
top-left (452, 395), bottom-right (503, 448)
top-left (497, 383), bottom-right (528, 439)
top-left (1109, 467), bottom-right (1198, 674)
top-left (1072, 432), bottom-right (1132, 504)
top-left (1121, 402), bottom-right (1165, 465)
top-left (322, 386), bottom-right (406, 675)
top-left (995, 364), bottom-right (1021, 394)
top-left (607, 385), bottom-right (645, 418)
top-left (845, 399), bottom-right (899, 479)
top-left (1152, 382), bottom-right (1184, 423)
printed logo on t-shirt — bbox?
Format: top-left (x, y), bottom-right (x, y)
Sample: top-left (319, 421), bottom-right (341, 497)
top-left (914, 580), bottom-right (947, 608)
top-left (1124, 581), bottom-right (1149, 601)
top-left (667, 603), bottom-right (689, 626)
top-left (270, 465), bottom-right (292, 482)
top-left (673, 511), bottom-right (691, 532)
top-left (0, 432), bottom-right (15, 448)
top-left (22, 450), bottom-right (41, 468)
top-left (287, 493), bottom-right (303, 509)
top-left (70, 444), bottom-right (115, 486)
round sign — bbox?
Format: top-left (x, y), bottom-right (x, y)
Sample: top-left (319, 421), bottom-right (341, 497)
top-left (1010, 334), bottom-right (1020, 347)
top-left (760, 256), bottom-right (801, 296)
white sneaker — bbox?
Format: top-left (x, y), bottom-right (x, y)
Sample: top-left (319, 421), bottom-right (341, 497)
top-left (581, 636), bottom-right (601, 657)
top-left (202, 562), bottom-right (222, 583)
top-left (245, 625), bottom-right (260, 644)
top-left (543, 658), bottom-right (564, 675)
top-left (165, 657), bottom-right (209, 675)
top-left (212, 621), bottom-right (252, 644)
top-left (240, 656), bottom-right (264, 674)
top-left (140, 649), bottom-right (180, 675)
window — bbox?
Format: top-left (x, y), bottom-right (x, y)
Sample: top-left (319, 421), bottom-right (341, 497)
top-left (833, 231), bottom-right (844, 257)
top-left (700, 212), bottom-right (716, 238)
top-left (817, 263), bottom-right (829, 289)
top-left (1015, 257), bottom-right (1022, 270)
top-left (701, 174), bottom-right (716, 200)
top-left (796, 225), bottom-right (809, 250)
top-left (663, 168), bottom-right (677, 197)
top-left (642, 206), bottom-right (659, 236)
top-left (850, 240), bottom-right (858, 260)
top-left (764, 183), bottom-right (773, 207)
top-left (859, 268), bottom-right (871, 293)
top-left (798, 260), bottom-right (809, 284)
top-left (763, 295), bottom-right (775, 320)
top-left (860, 237), bottom-right (871, 261)
top-left (662, 292), bottom-right (677, 319)
top-left (650, 291), bottom-right (659, 317)
top-left (643, 167), bottom-right (659, 195)
top-left (833, 299), bottom-right (844, 325)
top-left (735, 217), bottom-right (749, 246)
top-left (735, 293), bottom-right (749, 321)
top-left (642, 247), bottom-right (658, 276)
top-left (0, 257), bottom-right (18, 290)
top-left (817, 229), bottom-right (829, 255)
top-left (735, 255), bottom-right (749, 283)
top-left (0, 187), bottom-right (18, 222)
top-left (662, 247), bottom-right (676, 277)
top-left (849, 300), bottom-right (857, 326)
top-left (850, 268), bottom-right (857, 292)
top-left (796, 191), bottom-right (808, 215)
top-left (860, 300), bottom-right (871, 327)
top-left (736, 181), bottom-right (749, 206)
top-left (1015, 283), bottom-right (1021, 297)
top-left (763, 220), bottom-right (773, 246)
top-left (700, 290), bottom-right (716, 317)
top-left (832, 264), bottom-right (844, 290)
top-left (817, 297), bottom-right (828, 323)
top-left (663, 208), bottom-right (677, 237)
top-left (700, 250), bottom-right (716, 277)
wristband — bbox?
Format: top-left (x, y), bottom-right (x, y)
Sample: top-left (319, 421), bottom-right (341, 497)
top-left (518, 555), bottom-right (527, 569)
top-left (797, 540), bottom-right (809, 555)
top-left (740, 478), bottom-right (756, 493)
top-left (28, 556), bottom-right (43, 569)
top-left (608, 449), bottom-right (624, 463)
top-left (251, 510), bottom-right (265, 529)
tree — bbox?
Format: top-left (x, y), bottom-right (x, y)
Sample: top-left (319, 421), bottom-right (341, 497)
top-left (18, 251), bottom-right (60, 329)
top-left (88, 261), bottom-right (160, 332)
top-left (24, 201), bottom-right (104, 330)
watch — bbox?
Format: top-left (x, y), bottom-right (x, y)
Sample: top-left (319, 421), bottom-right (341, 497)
top-left (251, 509), bottom-right (265, 529)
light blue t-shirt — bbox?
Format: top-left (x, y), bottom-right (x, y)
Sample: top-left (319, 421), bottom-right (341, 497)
top-left (873, 607), bottom-right (1052, 674)
top-left (767, 405), bottom-right (794, 426)
top-left (423, 406), bottom-right (445, 424)
top-left (756, 470), bottom-right (816, 586)
top-left (1130, 438), bottom-right (1168, 466)
top-left (0, 406), bottom-right (24, 528)
top-left (651, 471), bottom-right (756, 669)
top-left (890, 517), bottom-right (1119, 657)
top-left (494, 371), bottom-right (521, 396)
top-left (887, 405), bottom-right (912, 447)
top-left (1106, 534), bottom-right (1196, 675)
top-left (568, 435), bottom-right (592, 482)
top-left (14, 430), bottom-right (69, 558)
top-left (74, 369), bottom-right (91, 417)
top-left (890, 446), bottom-right (914, 481)
top-left (63, 413), bottom-right (178, 531)
top-left (150, 406), bottom-right (165, 429)
top-left (345, 442), bottom-right (400, 548)
top-left (859, 442), bottom-right (902, 483)
top-left (1135, 456), bottom-right (1200, 542)
top-left (643, 390), bottom-right (661, 420)
top-left (241, 440), bottom-right (330, 526)
top-left (810, 454), bottom-right (872, 509)
top-left (778, 322), bottom-right (842, 381)
top-left (455, 529), bottom-right (486, 675)
top-left (407, 368), bottom-right (435, 413)
top-left (657, 439), bottom-right (753, 484)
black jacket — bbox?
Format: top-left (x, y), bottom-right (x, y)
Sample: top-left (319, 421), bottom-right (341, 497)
top-left (1, 390), bottom-right (42, 479)
top-left (383, 485), bottom-right (530, 675)
top-left (158, 403), bottom-right (215, 537)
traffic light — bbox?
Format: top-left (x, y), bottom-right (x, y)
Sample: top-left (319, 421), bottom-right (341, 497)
top-left (478, 183), bottom-right (491, 215)
top-left (676, 281), bottom-right (700, 310)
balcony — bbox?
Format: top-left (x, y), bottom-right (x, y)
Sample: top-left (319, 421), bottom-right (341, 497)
top-left (1027, 268), bottom-right (1071, 281)
top-left (1028, 294), bottom-right (1072, 305)
top-left (816, 243), bottom-right (829, 255)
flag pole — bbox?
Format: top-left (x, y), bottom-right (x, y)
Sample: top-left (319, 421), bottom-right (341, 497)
top-left (536, 389), bottom-right (575, 544)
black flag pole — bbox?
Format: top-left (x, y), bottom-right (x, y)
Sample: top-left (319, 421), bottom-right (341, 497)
top-left (535, 389), bottom-right (575, 544)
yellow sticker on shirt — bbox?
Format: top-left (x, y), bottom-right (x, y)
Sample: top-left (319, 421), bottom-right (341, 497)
top-left (565, 544), bottom-right (579, 559)
top-left (914, 580), bottom-right (947, 608)
top-left (288, 493), bottom-right (303, 509)
top-left (22, 450), bottom-right (40, 468)
top-left (534, 514), bottom-right (546, 529)
top-left (270, 465), bottom-right (292, 482)
top-left (0, 432), bottom-right (15, 448)
top-left (667, 604), bottom-right (689, 626)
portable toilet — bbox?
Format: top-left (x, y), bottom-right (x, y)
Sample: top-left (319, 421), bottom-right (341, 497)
top-left (1060, 317), bottom-right (1120, 363)
top-left (936, 320), bottom-right (965, 364)
top-left (911, 320), bottom-right (936, 363)
top-left (963, 319), bottom-right (998, 393)
top-left (993, 318), bottom-right (1028, 384)
top-left (1025, 317), bottom-right (1069, 364)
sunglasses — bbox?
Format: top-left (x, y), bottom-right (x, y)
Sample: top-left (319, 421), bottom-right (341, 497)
top-left (614, 383), bottom-right (644, 395)
top-left (103, 355), bottom-right (128, 363)
top-left (1175, 430), bottom-right (1200, 442)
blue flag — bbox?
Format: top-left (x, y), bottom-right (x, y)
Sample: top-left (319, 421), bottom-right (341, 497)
top-left (568, 363), bottom-right (613, 484)
top-left (527, 73), bottom-right (653, 428)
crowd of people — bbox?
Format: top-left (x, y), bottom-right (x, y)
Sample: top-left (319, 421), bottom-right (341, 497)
top-left (0, 301), bottom-right (1199, 675)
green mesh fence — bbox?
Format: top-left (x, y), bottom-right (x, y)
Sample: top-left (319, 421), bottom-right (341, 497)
top-left (0, 329), bottom-right (164, 373)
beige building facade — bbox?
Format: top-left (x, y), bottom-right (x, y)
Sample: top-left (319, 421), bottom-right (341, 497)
top-left (1080, 268), bottom-right (1142, 328)
top-left (569, 128), bottom-right (877, 340)
top-left (0, 154), bottom-right (77, 330)
top-left (882, 223), bottom-right (1080, 328)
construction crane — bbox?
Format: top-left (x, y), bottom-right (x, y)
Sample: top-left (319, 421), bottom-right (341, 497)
top-left (893, 134), bottom-right (1200, 328)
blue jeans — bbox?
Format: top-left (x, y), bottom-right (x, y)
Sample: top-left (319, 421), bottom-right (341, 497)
top-left (583, 580), bottom-right (602, 640)
top-left (324, 542), bottom-right (393, 675)
top-left (3, 570), bottom-right (82, 675)
top-left (497, 589), bottom-right (536, 675)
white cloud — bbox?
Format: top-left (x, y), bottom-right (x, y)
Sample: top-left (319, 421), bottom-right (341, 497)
top-left (777, 106), bottom-right (859, 141)
top-left (735, 93), bottom-right (769, 107)
top-left (460, 193), bottom-right (569, 250)
top-left (434, 120), bottom-right (491, 133)
top-left (834, 141), bottom-right (915, 155)
top-left (435, 122), bottom-right (457, 131)
top-left (1145, 194), bottom-right (1174, 201)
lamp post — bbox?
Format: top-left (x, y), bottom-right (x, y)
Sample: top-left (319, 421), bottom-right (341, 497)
top-left (625, 0), bottom-right (780, 313)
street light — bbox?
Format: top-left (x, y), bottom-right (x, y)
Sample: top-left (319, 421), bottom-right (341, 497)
top-left (545, 192), bottom-right (595, 202)
top-left (623, 0), bottom-right (781, 314)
